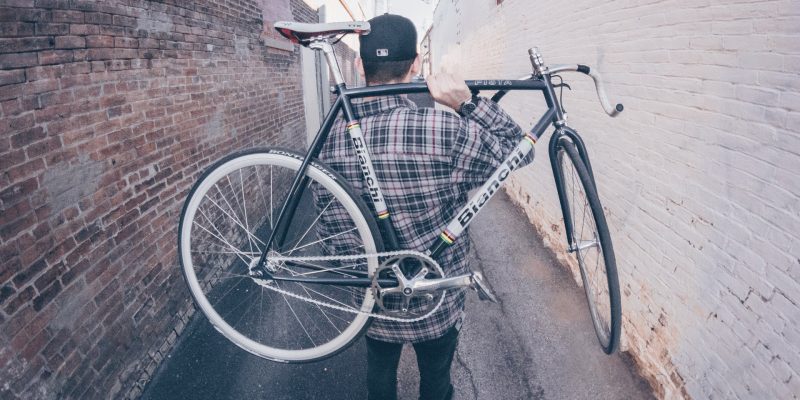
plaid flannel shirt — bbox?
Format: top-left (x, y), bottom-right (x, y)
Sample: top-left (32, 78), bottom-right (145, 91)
top-left (319, 94), bottom-right (527, 343)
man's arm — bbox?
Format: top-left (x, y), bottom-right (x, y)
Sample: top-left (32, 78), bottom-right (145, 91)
top-left (427, 73), bottom-right (531, 193)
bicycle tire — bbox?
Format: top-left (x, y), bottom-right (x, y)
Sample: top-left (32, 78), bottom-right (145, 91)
top-left (178, 148), bottom-right (383, 362)
top-left (555, 138), bottom-right (621, 354)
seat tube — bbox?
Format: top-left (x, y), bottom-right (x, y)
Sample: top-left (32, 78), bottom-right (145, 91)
top-left (314, 39), bottom-right (402, 249)
top-left (337, 95), bottom-right (402, 250)
top-left (311, 40), bottom-right (346, 86)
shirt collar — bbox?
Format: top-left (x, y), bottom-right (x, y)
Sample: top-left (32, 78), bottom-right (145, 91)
top-left (350, 95), bottom-right (417, 119)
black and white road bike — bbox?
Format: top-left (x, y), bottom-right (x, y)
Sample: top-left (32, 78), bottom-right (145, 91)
top-left (178, 21), bottom-right (624, 363)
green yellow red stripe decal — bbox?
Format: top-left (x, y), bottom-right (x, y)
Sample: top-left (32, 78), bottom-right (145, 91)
top-left (440, 230), bottom-right (456, 244)
top-left (525, 133), bottom-right (536, 146)
top-left (377, 210), bottom-right (390, 219)
top-left (347, 122), bottom-right (360, 130)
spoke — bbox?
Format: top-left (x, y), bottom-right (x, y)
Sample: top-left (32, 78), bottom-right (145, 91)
top-left (281, 266), bottom-right (362, 297)
top-left (565, 155), bottom-right (578, 247)
top-left (287, 198), bottom-right (334, 256)
top-left (192, 247), bottom-right (261, 257)
top-left (219, 176), bottom-right (247, 232)
top-left (276, 281), bottom-right (316, 347)
top-left (212, 270), bottom-right (252, 280)
top-left (570, 163), bottom-right (580, 240)
top-left (196, 208), bottom-right (253, 258)
top-left (295, 283), bottom-right (361, 311)
top-left (205, 192), bottom-right (266, 248)
top-left (298, 284), bottom-right (342, 334)
top-left (210, 275), bottom-right (250, 309)
top-left (292, 283), bottom-right (328, 341)
top-left (255, 167), bottom-right (273, 232)
top-left (281, 260), bottom-right (364, 278)
top-left (195, 210), bottom-right (253, 266)
top-left (213, 180), bottom-right (261, 248)
top-left (578, 180), bottom-right (589, 246)
top-left (327, 284), bottom-right (360, 296)
top-left (592, 246), bottom-right (605, 297)
top-left (288, 261), bottom-right (366, 278)
top-left (227, 173), bottom-right (245, 221)
top-left (259, 286), bottom-right (266, 343)
top-left (270, 165), bottom-right (274, 230)
top-left (590, 256), bottom-right (608, 330)
top-left (590, 246), bottom-right (604, 303)
top-left (239, 168), bottom-right (256, 256)
top-left (289, 228), bottom-right (360, 254)
top-left (228, 287), bottom-right (262, 329)
top-left (313, 305), bottom-right (356, 324)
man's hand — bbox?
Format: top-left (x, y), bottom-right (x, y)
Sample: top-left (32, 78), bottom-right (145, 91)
top-left (426, 73), bottom-right (472, 112)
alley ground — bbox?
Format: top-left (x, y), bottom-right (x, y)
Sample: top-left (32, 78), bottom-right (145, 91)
top-left (142, 192), bottom-right (654, 400)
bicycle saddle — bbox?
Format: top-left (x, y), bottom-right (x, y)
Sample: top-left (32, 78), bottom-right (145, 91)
top-left (274, 21), bottom-right (370, 44)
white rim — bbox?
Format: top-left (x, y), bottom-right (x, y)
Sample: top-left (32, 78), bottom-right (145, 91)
top-left (180, 152), bottom-right (376, 361)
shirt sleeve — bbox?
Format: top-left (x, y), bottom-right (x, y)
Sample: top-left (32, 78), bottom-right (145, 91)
top-left (450, 97), bottom-right (531, 194)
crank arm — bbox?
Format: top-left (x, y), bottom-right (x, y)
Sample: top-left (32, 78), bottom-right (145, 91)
top-left (408, 272), bottom-right (498, 303)
top-left (410, 274), bottom-right (472, 292)
top-left (409, 273), bottom-right (480, 292)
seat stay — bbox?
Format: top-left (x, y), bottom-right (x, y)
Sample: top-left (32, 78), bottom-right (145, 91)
top-left (275, 21), bottom-right (370, 45)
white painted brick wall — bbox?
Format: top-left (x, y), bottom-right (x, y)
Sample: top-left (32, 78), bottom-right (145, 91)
top-left (429, 0), bottom-right (799, 398)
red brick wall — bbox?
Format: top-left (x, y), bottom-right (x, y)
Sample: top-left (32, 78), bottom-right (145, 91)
top-left (0, 0), bottom-right (316, 398)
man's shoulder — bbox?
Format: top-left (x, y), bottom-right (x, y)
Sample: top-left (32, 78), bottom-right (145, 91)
top-left (392, 105), bottom-right (464, 127)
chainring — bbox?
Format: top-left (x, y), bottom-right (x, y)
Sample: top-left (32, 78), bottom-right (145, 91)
top-left (371, 254), bottom-right (446, 321)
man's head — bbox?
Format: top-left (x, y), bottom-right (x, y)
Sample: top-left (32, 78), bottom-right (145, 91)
top-left (357, 14), bottom-right (420, 85)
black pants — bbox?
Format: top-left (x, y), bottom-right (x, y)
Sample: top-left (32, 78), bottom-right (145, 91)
top-left (366, 325), bottom-right (460, 400)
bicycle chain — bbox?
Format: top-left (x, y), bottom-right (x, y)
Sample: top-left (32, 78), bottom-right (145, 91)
top-left (254, 249), bottom-right (446, 323)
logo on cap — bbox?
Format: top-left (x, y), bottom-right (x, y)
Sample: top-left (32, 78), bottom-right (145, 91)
top-left (376, 49), bottom-right (389, 57)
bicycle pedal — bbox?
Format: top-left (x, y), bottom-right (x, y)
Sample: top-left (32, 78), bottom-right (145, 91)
top-left (471, 272), bottom-right (498, 303)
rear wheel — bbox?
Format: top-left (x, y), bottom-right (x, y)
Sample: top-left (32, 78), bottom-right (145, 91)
top-left (178, 148), bottom-right (382, 362)
top-left (556, 139), bottom-right (621, 354)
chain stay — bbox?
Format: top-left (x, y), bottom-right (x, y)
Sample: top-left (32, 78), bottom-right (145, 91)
top-left (256, 249), bottom-right (445, 322)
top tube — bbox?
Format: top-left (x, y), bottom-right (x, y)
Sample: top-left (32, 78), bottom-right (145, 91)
top-left (341, 79), bottom-right (547, 98)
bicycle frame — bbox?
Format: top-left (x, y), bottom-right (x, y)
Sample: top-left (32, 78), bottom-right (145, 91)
top-left (255, 43), bottom-right (593, 289)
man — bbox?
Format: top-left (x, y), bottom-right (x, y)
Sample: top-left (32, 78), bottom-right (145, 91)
top-left (319, 14), bottom-right (529, 400)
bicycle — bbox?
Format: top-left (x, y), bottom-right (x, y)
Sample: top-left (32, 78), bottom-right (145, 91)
top-left (177, 20), bottom-right (624, 363)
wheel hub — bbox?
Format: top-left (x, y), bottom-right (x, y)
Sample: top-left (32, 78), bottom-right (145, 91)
top-left (248, 250), bottom-right (283, 278)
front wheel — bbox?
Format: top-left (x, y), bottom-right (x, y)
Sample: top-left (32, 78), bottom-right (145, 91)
top-left (555, 139), bottom-right (621, 354)
top-left (178, 148), bottom-right (383, 362)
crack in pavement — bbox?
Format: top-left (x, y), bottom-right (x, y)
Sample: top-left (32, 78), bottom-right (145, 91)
top-left (469, 239), bottom-right (546, 400)
top-left (454, 347), bottom-right (478, 400)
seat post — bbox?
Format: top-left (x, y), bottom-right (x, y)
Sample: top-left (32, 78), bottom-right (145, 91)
top-left (309, 40), bottom-right (346, 87)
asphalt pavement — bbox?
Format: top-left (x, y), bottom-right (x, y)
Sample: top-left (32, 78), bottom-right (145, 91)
top-left (142, 191), bottom-right (654, 400)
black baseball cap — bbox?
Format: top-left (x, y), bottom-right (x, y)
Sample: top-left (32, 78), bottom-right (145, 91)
top-left (359, 14), bottom-right (417, 62)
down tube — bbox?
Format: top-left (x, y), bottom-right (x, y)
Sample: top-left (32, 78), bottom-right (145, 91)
top-left (428, 133), bottom-right (538, 258)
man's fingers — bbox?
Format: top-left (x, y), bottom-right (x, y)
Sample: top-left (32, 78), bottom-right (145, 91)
top-left (427, 73), bottom-right (470, 110)
top-left (428, 74), bottom-right (446, 97)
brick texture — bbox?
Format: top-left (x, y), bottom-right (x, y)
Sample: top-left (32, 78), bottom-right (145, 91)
top-left (0, 0), bottom-right (317, 398)
top-left (430, 1), bottom-right (800, 399)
